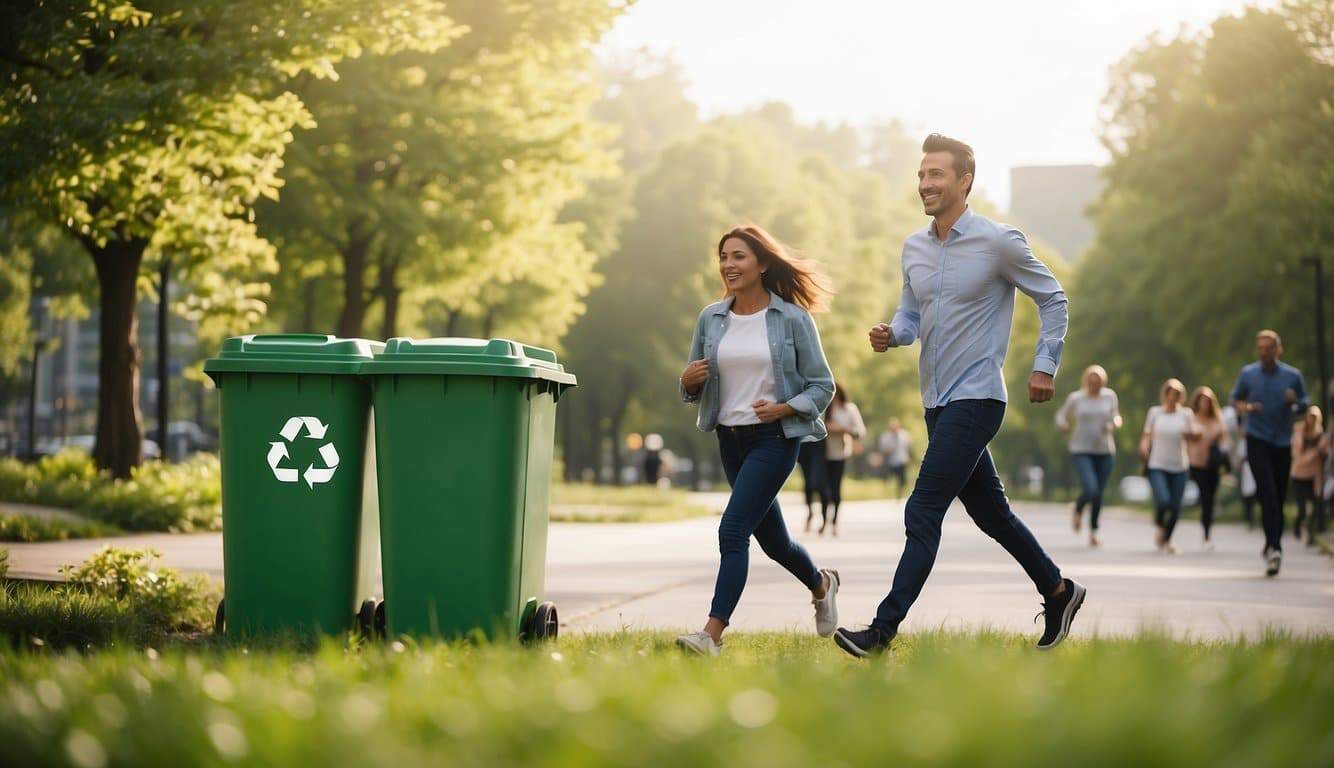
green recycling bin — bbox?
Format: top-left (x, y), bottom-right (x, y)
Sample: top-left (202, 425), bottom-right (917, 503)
top-left (204, 334), bottom-right (383, 639)
top-left (362, 337), bottom-right (576, 640)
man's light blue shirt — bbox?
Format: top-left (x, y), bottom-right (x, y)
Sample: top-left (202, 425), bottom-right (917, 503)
top-left (890, 206), bottom-right (1068, 409)
top-left (1230, 361), bottom-right (1308, 446)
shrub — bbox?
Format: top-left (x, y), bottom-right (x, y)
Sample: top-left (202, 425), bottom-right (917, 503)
top-left (0, 547), bottom-right (218, 649)
top-left (0, 449), bottom-right (221, 532)
top-left (0, 514), bottom-right (119, 542)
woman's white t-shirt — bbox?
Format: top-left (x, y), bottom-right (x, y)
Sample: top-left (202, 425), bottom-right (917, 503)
top-left (716, 310), bottom-right (776, 427)
top-left (826, 402), bottom-right (867, 461)
top-left (1145, 405), bottom-right (1193, 472)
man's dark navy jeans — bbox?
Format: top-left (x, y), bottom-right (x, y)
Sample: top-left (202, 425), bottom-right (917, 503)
top-left (872, 398), bottom-right (1062, 637)
top-left (709, 422), bottom-right (822, 624)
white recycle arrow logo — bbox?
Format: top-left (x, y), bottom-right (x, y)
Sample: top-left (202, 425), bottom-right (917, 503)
top-left (267, 416), bottom-right (339, 488)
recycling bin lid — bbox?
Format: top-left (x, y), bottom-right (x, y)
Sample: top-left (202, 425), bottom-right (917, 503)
top-left (204, 334), bottom-right (384, 378)
top-left (360, 337), bottom-right (577, 386)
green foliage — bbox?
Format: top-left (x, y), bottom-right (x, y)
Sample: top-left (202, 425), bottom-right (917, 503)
top-left (0, 0), bottom-right (465, 475)
top-left (0, 630), bottom-right (1330, 766)
top-left (0, 450), bottom-right (221, 532)
top-left (1, 547), bottom-right (216, 648)
top-left (560, 95), bottom-right (929, 479)
top-left (261, 0), bottom-right (625, 343)
top-left (0, 514), bottom-right (119, 543)
top-left (549, 483), bottom-right (712, 522)
top-left (61, 547), bottom-right (215, 630)
top-left (1070, 0), bottom-right (1334, 476)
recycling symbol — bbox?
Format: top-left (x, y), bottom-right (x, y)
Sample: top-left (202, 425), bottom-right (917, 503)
top-left (267, 416), bottom-right (339, 488)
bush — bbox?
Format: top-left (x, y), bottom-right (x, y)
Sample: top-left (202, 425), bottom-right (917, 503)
top-left (0, 449), bottom-right (220, 532)
top-left (0, 514), bottom-right (119, 542)
top-left (0, 547), bottom-right (218, 649)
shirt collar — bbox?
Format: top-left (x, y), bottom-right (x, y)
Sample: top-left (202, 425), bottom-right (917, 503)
top-left (928, 205), bottom-right (974, 242)
top-left (712, 290), bottom-right (786, 315)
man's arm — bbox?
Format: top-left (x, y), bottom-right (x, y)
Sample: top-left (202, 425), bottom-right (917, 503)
top-left (888, 266), bottom-right (922, 348)
top-left (999, 227), bottom-right (1067, 401)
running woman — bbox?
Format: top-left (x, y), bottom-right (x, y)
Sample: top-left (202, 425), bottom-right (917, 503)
top-left (676, 225), bottom-right (839, 656)
top-left (824, 383), bottom-right (867, 536)
top-left (1141, 379), bottom-right (1198, 554)
top-left (1056, 364), bottom-right (1122, 547)
top-left (1291, 406), bottom-right (1328, 545)
top-left (1187, 386), bottom-right (1229, 549)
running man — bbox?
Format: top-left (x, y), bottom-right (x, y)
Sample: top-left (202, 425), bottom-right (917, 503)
top-left (834, 134), bottom-right (1086, 658)
top-left (1231, 330), bottom-right (1309, 576)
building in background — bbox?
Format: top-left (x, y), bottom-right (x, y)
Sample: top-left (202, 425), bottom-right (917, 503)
top-left (1009, 164), bottom-right (1104, 261)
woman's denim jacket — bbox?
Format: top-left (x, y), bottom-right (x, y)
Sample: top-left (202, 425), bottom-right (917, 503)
top-left (680, 292), bottom-right (835, 443)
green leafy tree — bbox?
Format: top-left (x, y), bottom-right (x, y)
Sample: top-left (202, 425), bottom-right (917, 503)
top-left (1069, 0), bottom-right (1334, 476)
top-left (262, 0), bottom-right (624, 343)
top-left (0, 1), bottom-right (458, 476)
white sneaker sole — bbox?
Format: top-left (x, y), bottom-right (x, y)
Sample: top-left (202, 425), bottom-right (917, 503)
top-left (1037, 581), bottom-right (1086, 651)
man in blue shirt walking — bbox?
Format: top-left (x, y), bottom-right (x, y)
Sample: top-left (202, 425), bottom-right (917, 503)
top-left (834, 134), bottom-right (1085, 658)
top-left (1231, 330), bottom-right (1309, 576)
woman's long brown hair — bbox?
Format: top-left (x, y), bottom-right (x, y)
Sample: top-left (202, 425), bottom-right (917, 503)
top-left (717, 225), bottom-right (834, 313)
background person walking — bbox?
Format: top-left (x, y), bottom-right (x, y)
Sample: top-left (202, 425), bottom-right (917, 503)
top-left (796, 439), bottom-right (830, 533)
top-left (1231, 329), bottom-right (1309, 576)
top-left (1141, 379), bottom-right (1198, 554)
top-left (1055, 364), bottom-right (1122, 547)
top-left (676, 225), bottom-right (839, 656)
top-left (823, 383), bottom-right (867, 536)
top-left (1187, 386), bottom-right (1230, 550)
top-left (1291, 406), bottom-right (1328, 545)
top-left (877, 417), bottom-right (912, 498)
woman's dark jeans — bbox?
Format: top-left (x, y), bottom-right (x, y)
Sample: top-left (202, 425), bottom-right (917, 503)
top-left (1148, 468), bottom-right (1187, 541)
top-left (709, 423), bottom-right (822, 624)
top-left (1072, 453), bottom-right (1114, 530)
top-left (871, 399), bottom-right (1062, 638)
top-left (1189, 465), bottom-right (1221, 540)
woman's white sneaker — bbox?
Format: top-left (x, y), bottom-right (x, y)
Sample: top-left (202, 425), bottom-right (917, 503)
top-left (676, 631), bottom-right (722, 656)
top-left (813, 569), bottom-right (840, 637)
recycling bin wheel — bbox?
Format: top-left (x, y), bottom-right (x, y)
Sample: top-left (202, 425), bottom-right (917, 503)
top-left (532, 601), bottom-right (558, 642)
top-left (357, 599), bottom-right (378, 639)
top-left (214, 599), bottom-right (225, 636)
top-left (374, 601), bottom-right (386, 638)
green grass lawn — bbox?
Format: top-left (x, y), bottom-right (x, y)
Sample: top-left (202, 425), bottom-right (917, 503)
top-left (550, 483), bottom-right (714, 523)
top-left (1, 629), bottom-right (1330, 768)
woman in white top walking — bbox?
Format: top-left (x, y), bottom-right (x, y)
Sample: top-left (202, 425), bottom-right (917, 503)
top-left (1140, 378), bottom-right (1199, 553)
top-left (1055, 365), bottom-right (1122, 547)
top-left (823, 383), bottom-right (867, 536)
top-left (676, 225), bottom-right (839, 656)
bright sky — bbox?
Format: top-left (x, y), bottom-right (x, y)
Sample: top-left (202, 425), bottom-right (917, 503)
top-left (598, 0), bottom-right (1267, 209)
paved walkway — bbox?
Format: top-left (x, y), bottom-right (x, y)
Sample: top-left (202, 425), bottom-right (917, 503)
top-left (5, 497), bottom-right (1331, 638)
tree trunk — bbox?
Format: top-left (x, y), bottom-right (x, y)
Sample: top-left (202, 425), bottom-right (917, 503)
top-left (90, 239), bottom-right (147, 479)
top-left (301, 276), bottom-right (318, 332)
top-left (444, 309), bottom-right (461, 337)
top-left (378, 252), bottom-right (401, 340)
top-left (336, 221), bottom-right (372, 338)
top-left (156, 255), bottom-right (170, 461)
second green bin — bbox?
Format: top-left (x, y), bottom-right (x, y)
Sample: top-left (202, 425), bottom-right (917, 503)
top-left (362, 337), bottom-right (576, 640)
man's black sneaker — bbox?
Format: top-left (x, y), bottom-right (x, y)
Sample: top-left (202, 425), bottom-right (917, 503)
top-left (1035, 578), bottom-right (1087, 650)
top-left (833, 626), bottom-right (891, 659)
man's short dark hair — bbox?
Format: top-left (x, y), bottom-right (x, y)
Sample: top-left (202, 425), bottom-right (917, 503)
top-left (922, 133), bottom-right (975, 195)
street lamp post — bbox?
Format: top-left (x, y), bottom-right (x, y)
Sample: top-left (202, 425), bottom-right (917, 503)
top-left (25, 297), bottom-right (49, 461)
top-left (1304, 254), bottom-right (1329, 430)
